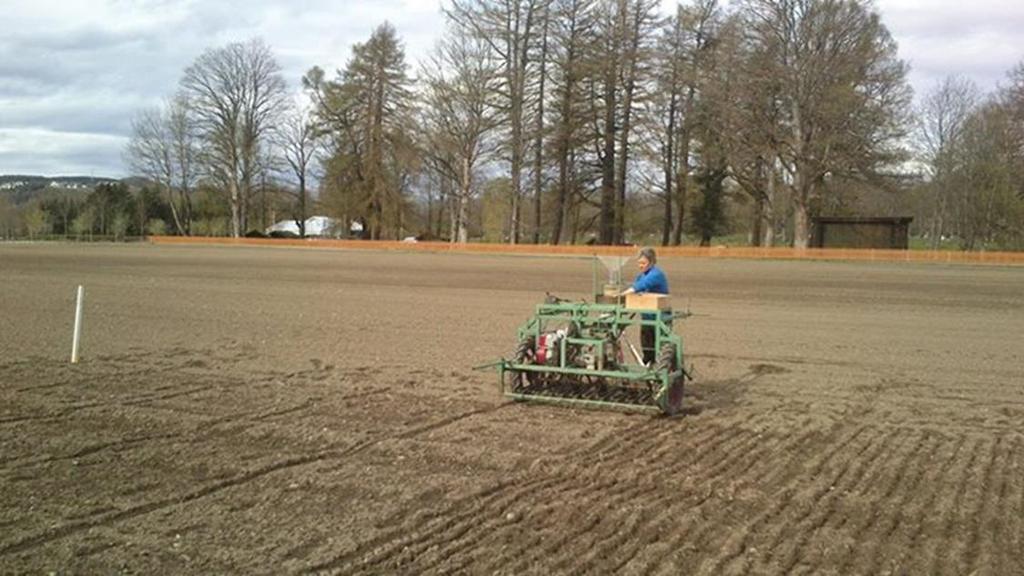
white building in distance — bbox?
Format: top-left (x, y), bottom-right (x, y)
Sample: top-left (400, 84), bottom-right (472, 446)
top-left (265, 216), bottom-right (338, 237)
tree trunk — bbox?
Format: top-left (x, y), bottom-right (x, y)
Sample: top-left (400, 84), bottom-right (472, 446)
top-left (166, 183), bottom-right (186, 235)
top-left (570, 185), bottom-right (582, 244)
top-left (763, 168), bottom-right (775, 247)
top-left (229, 179), bottom-right (240, 238)
top-left (661, 95), bottom-right (677, 246)
top-left (458, 157), bottom-right (471, 243)
top-left (615, 4), bottom-right (643, 246)
top-left (509, 49), bottom-right (525, 245)
top-left (178, 177), bottom-right (193, 235)
top-left (599, 67), bottom-right (616, 245)
top-left (751, 194), bottom-right (764, 247)
top-left (510, 139), bottom-right (522, 243)
top-left (298, 174), bottom-right (307, 238)
top-left (672, 132), bottom-right (690, 245)
top-left (438, 175), bottom-right (450, 240)
top-left (614, 112), bottom-right (631, 246)
top-left (789, 98), bottom-right (811, 249)
top-left (426, 177), bottom-right (435, 238)
top-left (447, 175), bottom-right (459, 243)
top-left (532, 11), bottom-right (549, 244)
top-left (241, 161), bottom-right (251, 236)
top-left (793, 191), bottom-right (810, 249)
top-left (552, 139), bottom-right (569, 245)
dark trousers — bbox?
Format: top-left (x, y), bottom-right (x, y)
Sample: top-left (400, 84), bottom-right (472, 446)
top-left (641, 325), bottom-right (656, 365)
top-left (641, 318), bottom-right (673, 365)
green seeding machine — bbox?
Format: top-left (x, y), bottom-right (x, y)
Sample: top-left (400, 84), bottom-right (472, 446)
top-left (490, 256), bottom-right (691, 416)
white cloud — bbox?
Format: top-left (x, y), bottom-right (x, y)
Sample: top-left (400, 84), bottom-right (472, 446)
top-left (0, 128), bottom-right (126, 176)
top-left (0, 0), bottom-right (444, 175)
top-left (0, 0), bottom-right (1020, 176)
top-left (879, 0), bottom-right (1024, 96)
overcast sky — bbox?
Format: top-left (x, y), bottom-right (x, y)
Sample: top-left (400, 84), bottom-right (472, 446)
top-left (0, 0), bottom-right (1021, 177)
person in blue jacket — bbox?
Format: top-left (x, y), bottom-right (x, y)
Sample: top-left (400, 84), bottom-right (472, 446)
top-left (620, 247), bottom-right (670, 365)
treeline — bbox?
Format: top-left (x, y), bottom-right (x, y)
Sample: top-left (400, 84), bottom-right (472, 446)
top-left (915, 76), bottom-right (1024, 250)
top-left (1, 182), bottom-right (161, 240)
top-left (116, 0), bottom-right (1023, 249)
top-left (0, 178), bottom-right (298, 240)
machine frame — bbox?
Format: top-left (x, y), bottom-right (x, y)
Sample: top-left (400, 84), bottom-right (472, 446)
top-left (497, 299), bottom-right (689, 415)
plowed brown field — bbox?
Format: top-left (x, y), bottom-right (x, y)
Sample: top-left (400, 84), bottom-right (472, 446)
top-left (1, 243), bottom-right (1022, 575)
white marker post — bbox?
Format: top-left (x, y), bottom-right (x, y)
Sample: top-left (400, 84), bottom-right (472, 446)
top-left (71, 285), bottom-right (84, 364)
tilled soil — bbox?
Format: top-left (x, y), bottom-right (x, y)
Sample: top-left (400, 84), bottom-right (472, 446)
top-left (1, 243), bottom-right (1022, 575)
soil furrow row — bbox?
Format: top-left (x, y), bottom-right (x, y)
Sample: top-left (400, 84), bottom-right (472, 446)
top-left (725, 424), bottom-right (889, 576)
top-left (753, 424), bottom-right (905, 569)
top-left (0, 433), bottom-right (183, 471)
top-left (355, 421), bottom-right (742, 574)
top-left (118, 384), bottom-right (218, 406)
top-left (602, 423), bottom-right (820, 576)
top-left (858, 434), bottom-right (945, 575)
top-left (308, 476), bottom-right (562, 573)
top-left (645, 425), bottom-right (874, 576)
top-left (349, 412), bottom-right (774, 574)
top-left (0, 401), bottom-right (503, 558)
top-left (499, 425), bottom-right (778, 575)
top-left (928, 435), bottom-right (992, 575)
top-left (1011, 437), bottom-right (1024, 574)
top-left (988, 437), bottom-right (1021, 573)
top-left (832, 431), bottom-right (928, 573)
top-left (921, 436), bottom-right (983, 575)
top-left (590, 425), bottom-right (829, 576)
top-left (962, 435), bottom-right (1004, 575)
top-left (0, 449), bottom-right (333, 556)
top-left (250, 401), bottom-right (317, 422)
top-left (897, 434), bottom-right (968, 571)
top-left (467, 420), bottom-right (744, 573)
top-left (306, 415), bottom-right (682, 572)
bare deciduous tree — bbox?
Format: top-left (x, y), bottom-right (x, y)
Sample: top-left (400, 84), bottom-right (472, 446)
top-left (125, 96), bottom-right (198, 235)
top-left (181, 38), bottom-right (289, 237)
top-left (421, 33), bottom-right (503, 243)
top-left (647, 0), bottom-right (720, 246)
top-left (446, 0), bottom-right (549, 244)
top-left (916, 76), bottom-right (980, 247)
top-left (952, 102), bottom-right (1023, 249)
top-left (548, 0), bottom-right (596, 244)
top-left (278, 104), bottom-right (321, 238)
top-left (1003, 62), bottom-right (1024, 201)
top-left (739, 0), bottom-right (911, 248)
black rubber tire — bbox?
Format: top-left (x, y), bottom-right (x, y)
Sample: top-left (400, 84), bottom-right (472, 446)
top-left (508, 336), bottom-right (536, 392)
top-left (655, 344), bottom-right (684, 416)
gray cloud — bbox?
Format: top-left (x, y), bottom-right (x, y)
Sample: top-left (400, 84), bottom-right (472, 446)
top-left (0, 128), bottom-right (126, 176)
top-left (0, 0), bottom-right (1020, 176)
top-left (0, 0), bottom-right (443, 176)
top-left (880, 0), bottom-right (1024, 95)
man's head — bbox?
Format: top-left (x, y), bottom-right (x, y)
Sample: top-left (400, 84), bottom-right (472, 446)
top-left (637, 247), bottom-right (656, 273)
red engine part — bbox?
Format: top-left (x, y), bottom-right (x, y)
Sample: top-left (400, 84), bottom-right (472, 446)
top-left (535, 331), bottom-right (565, 365)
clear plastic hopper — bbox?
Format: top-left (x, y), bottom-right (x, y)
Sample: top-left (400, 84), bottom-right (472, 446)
top-left (594, 255), bottom-right (631, 303)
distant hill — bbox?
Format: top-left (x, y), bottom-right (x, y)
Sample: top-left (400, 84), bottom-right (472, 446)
top-left (0, 175), bottom-right (120, 205)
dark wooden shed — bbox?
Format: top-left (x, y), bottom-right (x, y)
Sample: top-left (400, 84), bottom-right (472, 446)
top-left (811, 217), bottom-right (913, 250)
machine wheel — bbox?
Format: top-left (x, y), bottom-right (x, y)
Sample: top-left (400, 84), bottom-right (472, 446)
top-left (654, 344), bottom-right (684, 416)
top-left (507, 336), bottom-right (536, 392)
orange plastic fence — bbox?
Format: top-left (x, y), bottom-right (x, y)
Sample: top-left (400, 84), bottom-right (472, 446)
top-left (147, 236), bottom-right (1024, 265)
